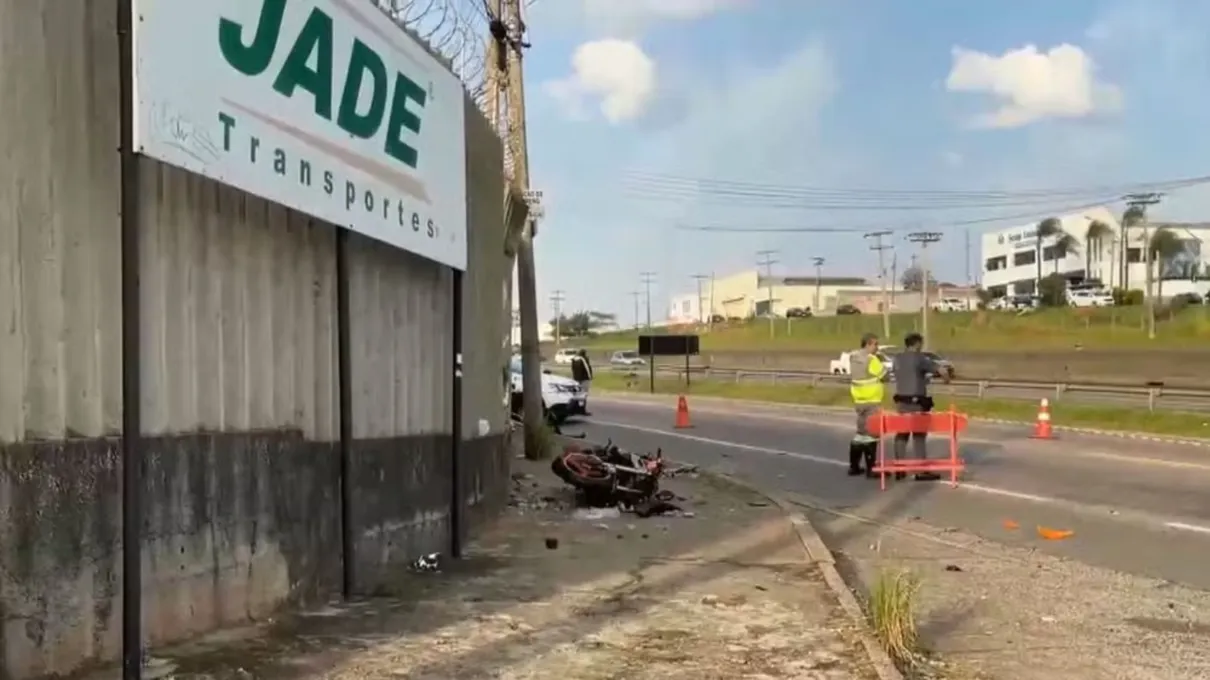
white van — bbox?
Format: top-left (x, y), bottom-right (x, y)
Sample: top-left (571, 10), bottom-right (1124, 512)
top-left (1066, 283), bottom-right (1114, 308)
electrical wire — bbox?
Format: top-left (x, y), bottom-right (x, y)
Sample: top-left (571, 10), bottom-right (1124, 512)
top-left (621, 171), bottom-right (1210, 211)
top-left (671, 196), bottom-right (1162, 234)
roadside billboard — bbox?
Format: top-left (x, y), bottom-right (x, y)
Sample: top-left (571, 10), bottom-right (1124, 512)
top-left (133, 0), bottom-right (468, 270)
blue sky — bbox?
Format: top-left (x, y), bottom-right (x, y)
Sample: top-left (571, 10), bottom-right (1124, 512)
top-left (520, 0), bottom-right (1210, 324)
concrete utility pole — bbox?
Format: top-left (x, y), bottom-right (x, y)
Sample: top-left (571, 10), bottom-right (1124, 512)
top-left (550, 290), bottom-right (565, 348)
top-left (691, 274), bottom-right (710, 324)
top-left (756, 250), bottom-right (778, 339)
top-left (487, 0), bottom-right (543, 454)
top-left (629, 291), bottom-right (642, 330)
top-left (907, 232), bottom-right (942, 342)
top-left (864, 230), bottom-right (892, 339)
top-left (1124, 192), bottom-right (1164, 340)
top-left (639, 272), bottom-right (656, 328)
top-left (811, 257), bottom-right (825, 312)
top-left (964, 228), bottom-right (972, 287)
top-left (708, 273), bottom-right (717, 331)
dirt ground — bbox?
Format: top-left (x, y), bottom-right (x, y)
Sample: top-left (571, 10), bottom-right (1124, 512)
top-left (802, 502), bottom-right (1210, 680)
top-left (661, 350), bottom-right (1210, 387)
top-left (95, 457), bottom-right (881, 680)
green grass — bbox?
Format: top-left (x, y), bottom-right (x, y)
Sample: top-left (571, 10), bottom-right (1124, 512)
top-left (587, 371), bottom-right (1210, 439)
top-left (869, 568), bottom-right (923, 666)
top-left (571, 306), bottom-right (1210, 352)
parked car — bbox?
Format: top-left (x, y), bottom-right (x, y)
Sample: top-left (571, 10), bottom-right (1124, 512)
top-left (836, 304), bottom-right (861, 315)
top-left (609, 350), bottom-right (645, 366)
top-left (1066, 284), bottom-right (1114, 308)
top-left (509, 354), bottom-right (585, 423)
top-left (552, 347), bottom-right (580, 365)
top-left (786, 307), bottom-right (812, 318)
top-left (931, 298), bottom-right (968, 312)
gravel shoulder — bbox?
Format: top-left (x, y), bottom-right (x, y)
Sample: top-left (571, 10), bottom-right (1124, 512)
top-left (801, 500), bottom-right (1210, 680)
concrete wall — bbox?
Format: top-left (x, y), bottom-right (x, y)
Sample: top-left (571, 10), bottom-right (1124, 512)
top-left (0, 2), bottom-right (513, 678)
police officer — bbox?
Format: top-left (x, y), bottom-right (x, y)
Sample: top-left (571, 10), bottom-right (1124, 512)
top-left (847, 333), bottom-right (887, 477)
top-left (890, 332), bottom-right (941, 481)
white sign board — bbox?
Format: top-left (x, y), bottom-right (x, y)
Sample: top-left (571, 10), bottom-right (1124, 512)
top-left (133, 0), bottom-right (468, 270)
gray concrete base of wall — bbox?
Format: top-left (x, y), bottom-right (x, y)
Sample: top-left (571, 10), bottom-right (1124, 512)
top-left (0, 431), bottom-right (509, 679)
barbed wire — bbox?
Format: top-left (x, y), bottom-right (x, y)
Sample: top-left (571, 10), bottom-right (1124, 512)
top-left (370, 0), bottom-right (491, 109)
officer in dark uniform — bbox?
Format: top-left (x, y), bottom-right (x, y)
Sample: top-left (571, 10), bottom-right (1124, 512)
top-left (890, 332), bottom-right (941, 481)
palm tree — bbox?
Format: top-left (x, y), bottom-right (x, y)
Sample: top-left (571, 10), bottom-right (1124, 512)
top-left (1034, 217), bottom-right (1061, 291)
top-left (1148, 228), bottom-right (1184, 302)
top-left (1120, 205), bottom-right (1145, 289)
top-left (1052, 232), bottom-right (1079, 275)
top-left (1084, 219), bottom-right (1114, 285)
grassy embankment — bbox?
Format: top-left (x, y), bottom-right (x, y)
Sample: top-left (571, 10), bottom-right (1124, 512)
top-left (586, 370), bottom-right (1210, 439)
top-left (569, 306), bottom-right (1210, 353)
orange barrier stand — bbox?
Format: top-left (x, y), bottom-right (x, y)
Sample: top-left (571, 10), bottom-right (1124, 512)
top-left (866, 405), bottom-right (969, 491)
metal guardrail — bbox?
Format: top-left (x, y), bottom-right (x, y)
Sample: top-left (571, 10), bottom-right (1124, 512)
top-left (605, 364), bottom-right (1210, 413)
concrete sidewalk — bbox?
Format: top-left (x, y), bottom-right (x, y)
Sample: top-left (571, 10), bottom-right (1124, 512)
top-left (102, 449), bottom-right (884, 679)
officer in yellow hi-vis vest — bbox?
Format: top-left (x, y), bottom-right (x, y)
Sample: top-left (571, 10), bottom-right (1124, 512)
top-left (848, 333), bottom-right (887, 477)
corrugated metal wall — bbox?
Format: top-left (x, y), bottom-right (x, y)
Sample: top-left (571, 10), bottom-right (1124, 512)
top-left (138, 171), bottom-right (340, 441)
top-left (0, 0), bottom-right (123, 445)
top-left (347, 234), bottom-right (453, 439)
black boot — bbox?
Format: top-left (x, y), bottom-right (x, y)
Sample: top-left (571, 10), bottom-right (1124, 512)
top-left (847, 442), bottom-right (863, 476)
top-left (862, 443), bottom-right (879, 478)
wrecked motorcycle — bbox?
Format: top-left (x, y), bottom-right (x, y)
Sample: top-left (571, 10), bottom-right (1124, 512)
top-left (551, 439), bottom-right (666, 509)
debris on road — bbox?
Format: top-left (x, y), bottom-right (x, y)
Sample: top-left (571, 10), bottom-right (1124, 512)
top-left (551, 438), bottom-right (698, 519)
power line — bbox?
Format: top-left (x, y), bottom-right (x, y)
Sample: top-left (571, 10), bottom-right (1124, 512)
top-left (756, 250), bottom-right (778, 339)
top-left (639, 272), bottom-right (656, 329)
top-left (690, 274), bottom-right (710, 324)
top-left (907, 232), bottom-right (943, 341)
top-left (864, 231), bottom-right (892, 338)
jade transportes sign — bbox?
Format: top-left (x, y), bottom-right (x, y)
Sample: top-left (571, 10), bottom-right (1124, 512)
top-left (133, 0), bottom-right (468, 270)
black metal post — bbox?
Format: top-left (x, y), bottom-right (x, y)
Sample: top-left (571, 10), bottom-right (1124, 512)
top-left (117, 0), bottom-right (143, 676)
top-left (648, 351), bottom-right (655, 394)
top-left (336, 230), bottom-right (354, 597)
top-left (684, 350), bottom-right (690, 388)
top-left (449, 269), bottom-right (463, 558)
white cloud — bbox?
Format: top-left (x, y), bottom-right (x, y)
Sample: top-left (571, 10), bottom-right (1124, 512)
top-left (945, 44), bottom-right (1122, 128)
top-left (543, 39), bottom-right (657, 124)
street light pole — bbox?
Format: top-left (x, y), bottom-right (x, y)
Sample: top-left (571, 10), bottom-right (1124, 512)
top-left (864, 231), bottom-right (892, 339)
top-left (756, 250), bottom-right (778, 339)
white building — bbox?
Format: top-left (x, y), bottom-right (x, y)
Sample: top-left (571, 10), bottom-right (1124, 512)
top-left (667, 293), bottom-right (705, 324)
top-left (980, 206), bottom-right (1210, 299)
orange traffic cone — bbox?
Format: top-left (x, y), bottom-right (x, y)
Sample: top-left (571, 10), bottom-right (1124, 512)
top-left (674, 395), bottom-right (693, 429)
top-left (1030, 398), bottom-right (1054, 440)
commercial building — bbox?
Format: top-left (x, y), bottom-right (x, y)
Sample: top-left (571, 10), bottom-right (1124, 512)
top-left (980, 206), bottom-right (1210, 299)
top-left (668, 270), bottom-right (921, 320)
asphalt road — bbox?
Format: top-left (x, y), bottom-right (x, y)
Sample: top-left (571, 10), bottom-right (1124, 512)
top-left (563, 394), bottom-right (1210, 591)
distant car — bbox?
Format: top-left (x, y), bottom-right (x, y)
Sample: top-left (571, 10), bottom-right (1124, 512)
top-left (836, 304), bottom-right (861, 315)
top-left (609, 350), bottom-right (645, 366)
top-left (552, 348), bottom-right (580, 365)
top-left (711, 314), bottom-right (726, 323)
top-left (924, 351), bottom-right (956, 380)
top-left (931, 298), bottom-right (968, 312)
top-left (786, 307), bottom-right (812, 318)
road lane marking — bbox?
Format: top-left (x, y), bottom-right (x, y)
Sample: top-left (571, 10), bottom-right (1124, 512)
top-left (590, 418), bottom-right (1210, 538)
top-left (1166, 522), bottom-right (1210, 535)
top-left (593, 397), bottom-right (1210, 473)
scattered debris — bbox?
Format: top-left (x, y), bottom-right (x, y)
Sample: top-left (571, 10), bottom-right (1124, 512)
top-left (411, 553), bottom-right (441, 572)
top-left (575, 507), bottom-right (621, 521)
top-left (1037, 526), bottom-right (1075, 541)
top-left (544, 537), bottom-right (559, 550)
top-left (945, 564), bottom-right (963, 572)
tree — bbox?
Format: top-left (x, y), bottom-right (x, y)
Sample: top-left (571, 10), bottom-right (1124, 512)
top-left (1051, 232), bottom-right (1079, 275)
top-left (1034, 217), bottom-right (1061, 287)
top-left (1148, 228), bottom-right (1184, 302)
top-left (1037, 272), bottom-right (1068, 307)
top-left (900, 265), bottom-right (936, 292)
top-left (1083, 219), bottom-right (1114, 284)
top-left (1120, 205), bottom-right (1145, 289)
top-left (548, 310), bottom-right (618, 338)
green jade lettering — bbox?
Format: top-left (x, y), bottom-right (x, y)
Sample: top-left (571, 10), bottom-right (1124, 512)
top-left (218, 0), bottom-right (427, 169)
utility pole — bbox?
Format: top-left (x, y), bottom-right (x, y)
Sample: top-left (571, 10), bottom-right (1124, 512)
top-left (1124, 192), bottom-right (1164, 340)
top-left (865, 231), bottom-right (892, 339)
top-left (756, 250), bottom-right (778, 338)
top-left (811, 257), bottom-right (825, 312)
top-left (549, 290), bottom-right (565, 348)
top-left (629, 291), bottom-right (642, 330)
top-left (691, 274), bottom-right (710, 325)
top-left (708, 273), bottom-right (717, 331)
top-left (907, 232), bottom-right (942, 342)
top-left (964, 228), bottom-right (972, 287)
top-left (487, 0), bottom-right (545, 455)
top-left (639, 272), bottom-right (656, 328)
top-left (890, 250), bottom-right (898, 305)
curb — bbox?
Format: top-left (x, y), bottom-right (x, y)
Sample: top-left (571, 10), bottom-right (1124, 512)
top-left (706, 471), bottom-right (904, 680)
top-left (596, 390), bottom-right (1210, 448)
top-left (550, 432), bottom-right (902, 679)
